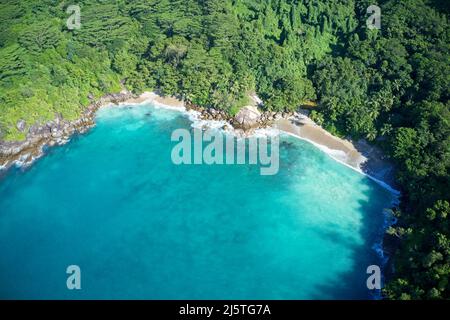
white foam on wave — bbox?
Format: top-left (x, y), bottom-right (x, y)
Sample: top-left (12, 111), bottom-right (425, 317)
top-left (14, 153), bottom-right (30, 168)
top-left (186, 110), bottom-right (283, 139)
top-left (253, 127), bottom-right (281, 138)
top-left (282, 131), bottom-right (358, 169)
top-left (366, 175), bottom-right (401, 196)
top-left (280, 124), bottom-right (402, 280)
top-left (282, 125), bottom-right (402, 288)
top-left (152, 101), bottom-right (186, 112)
top-left (112, 99), bottom-right (401, 197)
top-left (111, 96), bottom-right (282, 139)
top-left (188, 112), bottom-right (230, 131)
top-left (98, 103), bottom-right (150, 120)
top-left (280, 130), bottom-right (401, 195)
top-left (115, 92), bottom-right (187, 111)
top-left (11, 145), bottom-right (48, 170)
top-left (0, 162), bottom-right (8, 171)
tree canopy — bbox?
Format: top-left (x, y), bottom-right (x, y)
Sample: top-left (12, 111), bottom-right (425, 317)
top-left (0, 0), bottom-right (449, 299)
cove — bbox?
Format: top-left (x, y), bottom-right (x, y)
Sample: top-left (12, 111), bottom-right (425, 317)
top-left (171, 128), bottom-right (280, 175)
top-left (0, 103), bottom-right (395, 299)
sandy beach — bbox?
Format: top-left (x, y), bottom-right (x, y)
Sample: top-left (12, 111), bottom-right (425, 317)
top-left (123, 91), bottom-right (397, 191)
top-left (125, 91), bottom-right (185, 109)
top-left (274, 116), bottom-right (367, 170)
top-left (274, 115), bottom-right (398, 191)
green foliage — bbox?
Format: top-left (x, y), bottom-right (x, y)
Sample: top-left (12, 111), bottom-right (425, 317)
top-left (0, 0), bottom-right (449, 300)
top-left (18, 19), bottom-right (62, 53)
top-left (0, 44), bottom-right (26, 80)
top-left (384, 200), bottom-right (449, 300)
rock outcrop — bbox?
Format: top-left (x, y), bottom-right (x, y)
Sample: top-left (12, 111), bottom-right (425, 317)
top-left (1, 93), bottom-right (294, 171)
top-left (233, 106), bottom-right (262, 130)
top-left (0, 91), bottom-right (135, 170)
top-left (16, 120), bottom-right (26, 132)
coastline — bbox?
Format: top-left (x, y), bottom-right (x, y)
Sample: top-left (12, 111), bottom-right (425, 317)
top-left (275, 117), bottom-right (366, 170)
top-left (273, 116), bottom-right (399, 194)
top-left (127, 92), bottom-right (399, 193)
top-left (124, 91), bottom-right (186, 109)
top-left (122, 92), bottom-right (402, 291)
top-left (0, 91), bottom-right (136, 171)
top-left (0, 90), bottom-right (400, 298)
top-left (0, 90), bottom-right (187, 172)
top-left (0, 90), bottom-right (399, 194)
top-left (0, 90), bottom-right (399, 192)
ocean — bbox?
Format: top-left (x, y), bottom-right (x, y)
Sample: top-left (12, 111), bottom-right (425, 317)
top-left (0, 103), bottom-right (395, 299)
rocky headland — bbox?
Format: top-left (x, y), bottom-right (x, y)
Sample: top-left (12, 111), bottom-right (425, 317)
top-left (0, 91), bottom-right (135, 171)
top-left (0, 90), bottom-right (398, 193)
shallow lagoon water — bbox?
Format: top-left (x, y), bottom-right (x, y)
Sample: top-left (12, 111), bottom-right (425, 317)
top-left (0, 104), bottom-right (394, 299)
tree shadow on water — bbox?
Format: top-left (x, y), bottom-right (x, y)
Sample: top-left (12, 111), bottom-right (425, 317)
top-left (306, 187), bottom-right (388, 300)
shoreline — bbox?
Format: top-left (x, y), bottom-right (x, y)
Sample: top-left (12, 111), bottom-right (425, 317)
top-left (0, 91), bottom-right (136, 171)
top-left (126, 92), bottom-right (399, 193)
top-left (273, 116), bottom-right (400, 194)
top-left (0, 90), bottom-right (400, 298)
top-left (0, 90), bottom-right (399, 194)
top-left (123, 91), bottom-right (186, 109)
top-left (121, 92), bottom-right (402, 291)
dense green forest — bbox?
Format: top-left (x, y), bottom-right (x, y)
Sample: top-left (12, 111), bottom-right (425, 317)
top-left (0, 0), bottom-right (448, 299)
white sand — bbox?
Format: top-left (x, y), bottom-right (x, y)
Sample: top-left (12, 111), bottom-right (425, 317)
top-left (274, 116), bottom-right (368, 171)
top-left (124, 91), bottom-right (185, 109)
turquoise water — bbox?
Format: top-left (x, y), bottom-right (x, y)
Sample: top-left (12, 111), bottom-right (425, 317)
top-left (0, 104), bottom-right (394, 299)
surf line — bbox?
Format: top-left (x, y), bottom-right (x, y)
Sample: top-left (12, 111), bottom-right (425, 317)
top-left (171, 128), bottom-right (280, 176)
